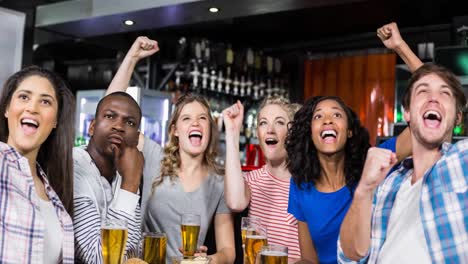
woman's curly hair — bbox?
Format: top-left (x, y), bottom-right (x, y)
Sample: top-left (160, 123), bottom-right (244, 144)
top-left (286, 96), bottom-right (370, 190)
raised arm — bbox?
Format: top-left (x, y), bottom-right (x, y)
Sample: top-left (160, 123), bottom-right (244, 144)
top-left (377, 22), bottom-right (423, 73)
top-left (222, 101), bottom-right (251, 212)
top-left (106, 36), bottom-right (159, 95)
top-left (394, 127), bottom-right (411, 162)
top-left (339, 148), bottom-right (397, 261)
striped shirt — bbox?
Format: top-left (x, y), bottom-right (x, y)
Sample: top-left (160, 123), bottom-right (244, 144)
top-left (245, 166), bottom-right (301, 259)
top-left (0, 141), bottom-right (74, 263)
top-left (73, 147), bottom-right (141, 263)
top-left (338, 139), bottom-right (468, 263)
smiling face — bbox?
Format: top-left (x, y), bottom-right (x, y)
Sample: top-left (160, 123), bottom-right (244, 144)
top-left (404, 73), bottom-right (460, 148)
top-left (173, 101), bottom-right (211, 157)
top-left (310, 99), bottom-right (350, 155)
top-left (257, 104), bottom-right (290, 163)
top-left (88, 95), bottom-right (141, 158)
top-left (5, 75), bottom-right (58, 157)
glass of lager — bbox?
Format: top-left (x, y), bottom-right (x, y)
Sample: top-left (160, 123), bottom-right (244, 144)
top-left (245, 222), bottom-right (267, 264)
top-left (259, 245), bottom-right (288, 264)
top-left (101, 219), bottom-right (128, 264)
top-left (241, 217), bottom-right (261, 247)
top-left (181, 213), bottom-right (201, 257)
top-left (142, 232), bottom-right (167, 264)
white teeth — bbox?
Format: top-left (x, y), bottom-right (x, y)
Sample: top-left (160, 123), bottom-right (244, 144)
top-left (189, 131), bottom-right (202, 137)
top-left (21, 118), bottom-right (38, 126)
top-left (423, 110), bottom-right (441, 120)
top-left (321, 130), bottom-right (336, 138)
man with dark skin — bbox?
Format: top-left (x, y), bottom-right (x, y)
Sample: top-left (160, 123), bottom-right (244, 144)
top-left (73, 92), bottom-right (145, 263)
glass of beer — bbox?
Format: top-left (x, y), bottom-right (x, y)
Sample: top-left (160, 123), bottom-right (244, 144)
top-left (241, 217), bottom-right (261, 247)
top-left (245, 222), bottom-right (267, 264)
top-left (142, 232), bottom-right (167, 264)
top-left (259, 245), bottom-right (288, 264)
top-left (181, 213), bottom-right (201, 257)
top-left (101, 219), bottom-right (128, 264)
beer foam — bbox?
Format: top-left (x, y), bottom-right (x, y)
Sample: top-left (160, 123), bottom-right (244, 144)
top-left (261, 251), bottom-right (287, 257)
top-left (102, 226), bottom-right (128, 230)
top-left (246, 235), bottom-right (267, 239)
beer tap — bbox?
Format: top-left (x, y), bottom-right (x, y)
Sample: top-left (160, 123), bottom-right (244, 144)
top-left (272, 79), bottom-right (280, 97)
top-left (259, 79), bottom-right (266, 98)
top-left (189, 60), bottom-right (200, 92)
top-left (246, 76), bottom-right (253, 97)
top-left (266, 79), bottom-right (273, 97)
top-left (240, 76), bottom-right (246, 97)
top-left (209, 69), bottom-right (217, 91)
top-left (217, 70), bottom-right (224, 93)
top-left (225, 66), bottom-right (232, 95)
top-left (252, 81), bottom-right (260, 100)
top-left (201, 66), bottom-right (209, 90)
top-left (232, 75), bottom-right (240, 96)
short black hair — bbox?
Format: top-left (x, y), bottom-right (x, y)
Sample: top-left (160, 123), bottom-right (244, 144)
top-left (95, 92), bottom-right (142, 121)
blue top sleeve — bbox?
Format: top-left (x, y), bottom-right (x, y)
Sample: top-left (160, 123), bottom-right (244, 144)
top-left (377, 136), bottom-right (397, 152)
top-left (288, 178), bottom-right (306, 222)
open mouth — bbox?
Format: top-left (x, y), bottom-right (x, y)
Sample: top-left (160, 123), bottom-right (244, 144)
top-left (265, 138), bottom-right (278, 146)
top-left (21, 118), bottom-right (39, 136)
top-left (320, 129), bottom-right (337, 143)
top-left (423, 110), bottom-right (442, 128)
top-left (189, 130), bottom-right (203, 146)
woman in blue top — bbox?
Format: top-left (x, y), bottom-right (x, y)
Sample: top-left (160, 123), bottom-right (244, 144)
top-left (286, 96), bottom-right (410, 264)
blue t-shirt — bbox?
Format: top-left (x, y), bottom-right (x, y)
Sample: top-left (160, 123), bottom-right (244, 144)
top-left (377, 136), bottom-right (396, 152)
top-left (287, 137), bottom-right (397, 264)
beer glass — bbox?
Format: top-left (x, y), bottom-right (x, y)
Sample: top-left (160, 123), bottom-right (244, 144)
top-left (142, 232), bottom-right (167, 264)
top-left (245, 222), bottom-right (267, 264)
top-left (259, 245), bottom-right (288, 264)
top-left (101, 219), bottom-right (128, 264)
top-left (181, 213), bottom-right (201, 257)
top-left (241, 217), bottom-right (261, 247)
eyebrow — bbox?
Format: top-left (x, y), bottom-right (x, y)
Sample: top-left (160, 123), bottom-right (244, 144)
top-left (414, 83), bottom-right (451, 90)
top-left (314, 106), bottom-right (344, 112)
top-left (259, 116), bottom-right (287, 121)
top-left (16, 89), bottom-right (56, 99)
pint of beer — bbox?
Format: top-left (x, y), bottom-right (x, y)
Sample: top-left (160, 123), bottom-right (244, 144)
top-left (241, 217), bottom-right (261, 246)
top-left (142, 232), bottom-right (167, 264)
top-left (259, 245), bottom-right (288, 264)
top-left (245, 223), bottom-right (267, 264)
top-left (181, 214), bottom-right (201, 257)
top-left (101, 219), bottom-right (128, 264)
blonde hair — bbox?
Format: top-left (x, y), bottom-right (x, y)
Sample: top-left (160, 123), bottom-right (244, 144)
top-left (152, 94), bottom-right (224, 190)
top-left (257, 96), bottom-right (301, 123)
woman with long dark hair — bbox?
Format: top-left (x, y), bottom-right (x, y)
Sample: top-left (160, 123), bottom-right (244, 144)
top-left (0, 66), bottom-right (75, 263)
top-left (286, 96), bottom-right (410, 264)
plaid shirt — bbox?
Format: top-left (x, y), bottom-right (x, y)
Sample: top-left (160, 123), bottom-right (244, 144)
top-left (0, 142), bottom-right (74, 263)
top-left (338, 139), bottom-right (468, 264)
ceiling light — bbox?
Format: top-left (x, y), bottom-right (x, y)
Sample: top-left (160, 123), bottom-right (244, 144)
top-left (124, 20), bottom-right (134, 26)
top-left (209, 7), bottom-right (219, 13)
